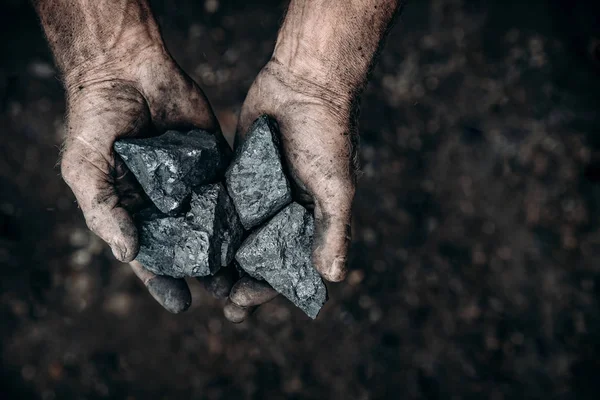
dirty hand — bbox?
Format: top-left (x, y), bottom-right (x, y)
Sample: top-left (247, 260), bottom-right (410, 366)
top-left (222, 61), bottom-right (357, 322)
top-left (35, 0), bottom-right (230, 313)
top-left (223, 0), bottom-right (402, 322)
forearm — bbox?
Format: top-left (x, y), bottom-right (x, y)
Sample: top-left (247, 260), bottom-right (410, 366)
top-left (273, 0), bottom-right (403, 95)
top-left (33, 0), bottom-right (165, 81)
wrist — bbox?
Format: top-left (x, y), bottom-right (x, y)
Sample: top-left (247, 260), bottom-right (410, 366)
top-left (270, 0), bottom-right (400, 103)
top-left (63, 40), bottom-right (168, 95)
top-left (263, 58), bottom-right (357, 116)
top-left (36, 0), bottom-right (166, 88)
top-left (272, 37), bottom-right (368, 100)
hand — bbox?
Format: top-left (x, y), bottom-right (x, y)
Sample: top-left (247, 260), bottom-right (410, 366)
top-left (60, 45), bottom-right (232, 313)
top-left (223, 60), bottom-right (357, 322)
top-left (35, 0), bottom-right (241, 313)
top-left (222, 0), bottom-right (401, 322)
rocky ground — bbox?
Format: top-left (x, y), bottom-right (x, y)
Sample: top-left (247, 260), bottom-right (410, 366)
top-left (1, 0), bottom-right (600, 399)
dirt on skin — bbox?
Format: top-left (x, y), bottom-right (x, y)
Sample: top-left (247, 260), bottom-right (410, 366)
top-left (2, 0), bottom-right (600, 399)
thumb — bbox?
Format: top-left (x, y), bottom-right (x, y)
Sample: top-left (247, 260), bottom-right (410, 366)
top-left (61, 138), bottom-right (139, 262)
top-left (312, 178), bottom-right (354, 282)
top-left (61, 82), bottom-right (154, 262)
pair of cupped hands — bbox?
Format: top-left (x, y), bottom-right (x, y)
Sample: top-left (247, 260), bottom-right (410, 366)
top-left (60, 42), bottom-right (357, 322)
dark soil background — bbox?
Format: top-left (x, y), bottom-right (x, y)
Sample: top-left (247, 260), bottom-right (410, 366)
top-left (2, 0), bottom-right (600, 398)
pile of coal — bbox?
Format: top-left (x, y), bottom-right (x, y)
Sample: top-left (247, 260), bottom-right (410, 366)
top-left (133, 183), bottom-right (243, 278)
top-left (114, 116), bottom-right (327, 318)
top-left (115, 130), bottom-right (241, 278)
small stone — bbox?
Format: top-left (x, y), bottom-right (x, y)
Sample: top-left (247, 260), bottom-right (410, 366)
top-left (114, 129), bottom-right (230, 214)
top-left (235, 203), bottom-right (327, 319)
top-left (173, 229), bottom-right (212, 276)
top-left (225, 115), bottom-right (292, 229)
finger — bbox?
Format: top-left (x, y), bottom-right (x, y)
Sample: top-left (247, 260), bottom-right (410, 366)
top-left (282, 114), bottom-right (356, 282)
top-left (61, 141), bottom-right (139, 262)
top-left (224, 277), bottom-right (278, 323)
top-left (199, 266), bottom-right (237, 299)
top-left (281, 119), bottom-right (356, 282)
top-left (130, 261), bottom-right (191, 313)
top-left (223, 298), bottom-right (255, 323)
top-left (312, 180), bottom-right (354, 282)
top-left (229, 276), bottom-right (279, 307)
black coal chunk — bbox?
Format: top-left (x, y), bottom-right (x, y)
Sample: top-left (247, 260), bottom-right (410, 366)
top-left (235, 202), bottom-right (327, 319)
top-left (135, 183), bottom-right (243, 278)
top-left (225, 115), bottom-right (292, 230)
top-left (182, 183), bottom-right (244, 273)
top-left (134, 208), bottom-right (184, 277)
top-left (114, 129), bottom-right (229, 215)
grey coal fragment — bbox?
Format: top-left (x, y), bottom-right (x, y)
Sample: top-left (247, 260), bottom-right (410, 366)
top-left (172, 229), bottom-right (212, 277)
top-left (235, 203), bottom-right (327, 319)
top-left (180, 183), bottom-right (244, 275)
top-left (134, 208), bottom-right (185, 277)
top-left (134, 184), bottom-right (243, 278)
top-left (114, 129), bottom-right (230, 215)
top-left (225, 115), bottom-right (292, 230)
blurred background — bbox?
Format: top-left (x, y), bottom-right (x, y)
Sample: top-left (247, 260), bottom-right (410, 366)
top-left (1, 0), bottom-right (600, 398)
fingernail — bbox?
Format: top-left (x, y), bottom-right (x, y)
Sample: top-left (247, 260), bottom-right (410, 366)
top-left (329, 257), bottom-right (348, 282)
top-left (112, 242), bottom-right (137, 263)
